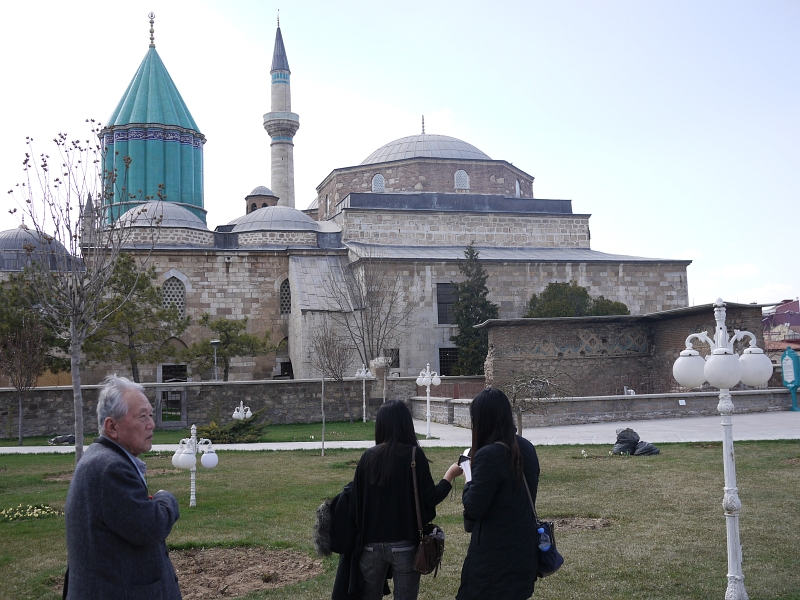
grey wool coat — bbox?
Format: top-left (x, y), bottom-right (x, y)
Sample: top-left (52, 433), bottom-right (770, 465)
top-left (457, 436), bottom-right (540, 600)
top-left (64, 436), bottom-right (182, 600)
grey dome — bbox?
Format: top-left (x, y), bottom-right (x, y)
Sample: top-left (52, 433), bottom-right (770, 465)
top-left (0, 225), bottom-right (71, 271)
top-left (247, 185), bottom-right (276, 197)
top-left (116, 202), bottom-right (208, 231)
top-left (361, 134), bottom-right (491, 165)
top-left (231, 206), bottom-right (319, 233)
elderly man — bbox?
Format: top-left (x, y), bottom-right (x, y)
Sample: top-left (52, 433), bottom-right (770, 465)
top-left (64, 374), bottom-right (182, 599)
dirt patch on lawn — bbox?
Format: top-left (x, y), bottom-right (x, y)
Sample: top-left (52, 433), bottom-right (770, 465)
top-left (44, 467), bottom-right (184, 483)
top-left (171, 547), bottom-right (324, 599)
top-left (553, 517), bottom-right (613, 531)
top-left (783, 457), bottom-right (800, 466)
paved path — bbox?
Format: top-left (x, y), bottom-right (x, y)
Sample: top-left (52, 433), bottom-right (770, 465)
top-left (2, 410), bottom-right (798, 455)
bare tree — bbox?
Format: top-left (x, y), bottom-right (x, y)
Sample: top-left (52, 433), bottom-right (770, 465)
top-left (309, 318), bottom-right (356, 423)
top-left (7, 121), bottom-right (159, 462)
top-left (322, 250), bottom-right (416, 371)
top-left (494, 370), bottom-right (574, 434)
top-left (0, 320), bottom-right (46, 445)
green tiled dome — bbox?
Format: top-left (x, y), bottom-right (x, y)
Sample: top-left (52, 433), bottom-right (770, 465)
top-left (106, 47), bottom-right (199, 130)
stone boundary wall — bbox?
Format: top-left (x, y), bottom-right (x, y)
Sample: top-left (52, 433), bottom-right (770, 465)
top-left (409, 388), bottom-right (791, 429)
top-left (128, 228), bottom-right (215, 246)
top-left (4, 376), bottom-right (787, 439)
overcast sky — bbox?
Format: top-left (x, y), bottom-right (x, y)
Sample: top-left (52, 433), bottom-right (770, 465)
top-left (2, 0), bottom-right (797, 307)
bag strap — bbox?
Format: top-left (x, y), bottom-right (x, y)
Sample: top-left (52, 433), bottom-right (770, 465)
top-left (411, 446), bottom-right (424, 537)
top-left (494, 440), bottom-right (538, 521)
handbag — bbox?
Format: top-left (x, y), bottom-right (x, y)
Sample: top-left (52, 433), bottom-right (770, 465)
top-left (522, 472), bottom-right (564, 579)
top-left (411, 446), bottom-right (445, 576)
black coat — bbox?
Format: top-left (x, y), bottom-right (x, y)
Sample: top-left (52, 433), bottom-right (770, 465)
top-left (457, 436), bottom-right (540, 600)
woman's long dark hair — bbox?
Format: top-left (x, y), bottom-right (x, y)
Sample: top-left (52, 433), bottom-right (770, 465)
top-left (366, 400), bottom-right (419, 485)
top-left (470, 387), bottom-right (524, 484)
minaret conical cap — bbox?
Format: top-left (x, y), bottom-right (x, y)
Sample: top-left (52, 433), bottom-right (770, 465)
top-left (271, 26), bottom-right (290, 73)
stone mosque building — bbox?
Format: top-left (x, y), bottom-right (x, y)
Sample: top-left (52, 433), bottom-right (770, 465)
top-left (0, 19), bottom-right (691, 386)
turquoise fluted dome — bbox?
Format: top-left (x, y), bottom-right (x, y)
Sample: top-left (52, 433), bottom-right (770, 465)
top-left (101, 47), bottom-right (206, 224)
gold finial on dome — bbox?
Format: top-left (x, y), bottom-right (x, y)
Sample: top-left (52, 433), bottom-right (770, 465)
top-left (148, 12), bottom-right (155, 48)
top-left (277, 9), bottom-right (280, 27)
top-left (422, 115), bottom-right (425, 135)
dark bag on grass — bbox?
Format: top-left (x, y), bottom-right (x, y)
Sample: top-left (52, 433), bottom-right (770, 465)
top-left (634, 440), bottom-right (660, 456)
top-left (612, 428), bottom-right (640, 455)
top-left (411, 447), bottom-right (445, 576)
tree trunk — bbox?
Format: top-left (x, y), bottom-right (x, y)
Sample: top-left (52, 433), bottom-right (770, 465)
top-left (70, 327), bottom-right (85, 464)
top-left (128, 326), bottom-right (139, 383)
top-left (223, 360), bottom-right (229, 382)
top-left (340, 380), bottom-right (353, 424)
top-left (321, 378), bottom-right (326, 457)
top-left (17, 392), bottom-right (23, 446)
top-left (516, 407), bottom-right (523, 436)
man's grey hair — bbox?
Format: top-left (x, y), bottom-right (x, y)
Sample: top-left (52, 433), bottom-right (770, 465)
top-left (97, 374), bottom-right (146, 432)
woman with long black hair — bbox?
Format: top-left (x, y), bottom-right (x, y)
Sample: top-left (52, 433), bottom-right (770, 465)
top-left (457, 387), bottom-right (541, 600)
top-left (351, 400), bottom-right (461, 600)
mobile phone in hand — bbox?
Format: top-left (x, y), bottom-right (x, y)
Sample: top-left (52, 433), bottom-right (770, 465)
top-left (458, 448), bottom-right (472, 482)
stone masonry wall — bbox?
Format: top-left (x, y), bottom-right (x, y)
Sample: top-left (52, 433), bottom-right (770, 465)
top-left (317, 159), bottom-right (534, 218)
top-left (127, 228), bottom-right (215, 246)
top-left (238, 231), bottom-right (317, 246)
top-left (338, 210), bottom-right (590, 248)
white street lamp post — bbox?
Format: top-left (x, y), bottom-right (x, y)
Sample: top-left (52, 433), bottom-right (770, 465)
top-left (231, 400), bottom-right (252, 420)
top-left (416, 363), bottom-right (441, 439)
top-left (355, 365), bottom-right (374, 423)
top-left (210, 339), bottom-right (221, 382)
top-left (172, 424), bottom-right (219, 507)
top-left (672, 299), bottom-right (773, 600)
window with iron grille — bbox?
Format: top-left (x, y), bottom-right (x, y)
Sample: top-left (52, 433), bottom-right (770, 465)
top-left (437, 283), bottom-right (456, 324)
top-left (382, 348), bottom-right (400, 369)
top-left (250, 203), bottom-right (257, 213)
top-left (371, 174), bottom-right (385, 193)
top-left (454, 170), bottom-right (469, 191)
top-left (161, 364), bottom-right (187, 383)
top-left (162, 277), bottom-right (186, 317)
top-left (280, 279), bottom-right (292, 315)
top-left (160, 390), bottom-right (183, 422)
top-left (439, 348), bottom-right (459, 376)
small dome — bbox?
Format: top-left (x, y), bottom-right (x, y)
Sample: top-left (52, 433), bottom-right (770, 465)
top-left (361, 134), bottom-right (491, 165)
top-left (231, 206), bottom-right (319, 233)
top-left (0, 225), bottom-right (71, 271)
top-left (116, 202), bottom-right (208, 231)
top-left (247, 185), bottom-right (276, 197)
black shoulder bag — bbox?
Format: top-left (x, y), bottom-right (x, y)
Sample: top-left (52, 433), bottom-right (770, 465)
top-left (522, 472), bottom-right (564, 578)
top-left (411, 446), bottom-right (445, 576)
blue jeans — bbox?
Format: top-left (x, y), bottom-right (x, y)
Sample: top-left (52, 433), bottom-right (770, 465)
top-left (360, 540), bottom-right (420, 600)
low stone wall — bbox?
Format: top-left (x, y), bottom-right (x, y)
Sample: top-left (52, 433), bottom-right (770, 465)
top-left (2, 376), bottom-right (789, 439)
top-left (409, 388), bottom-right (792, 429)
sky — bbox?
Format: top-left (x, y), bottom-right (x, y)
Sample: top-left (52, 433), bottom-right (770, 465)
top-left (1, 0), bottom-right (797, 308)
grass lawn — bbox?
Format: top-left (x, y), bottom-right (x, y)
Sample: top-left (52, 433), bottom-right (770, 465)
top-left (0, 420), bottom-right (377, 447)
top-left (1, 440), bottom-right (800, 599)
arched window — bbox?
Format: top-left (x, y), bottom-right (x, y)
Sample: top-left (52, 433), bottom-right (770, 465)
top-left (515, 179), bottom-right (521, 197)
top-left (371, 174), bottom-right (385, 193)
top-left (162, 277), bottom-right (186, 317)
top-left (280, 279), bottom-right (291, 315)
top-left (454, 170), bottom-right (469, 191)
top-left (262, 203), bottom-right (268, 208)
top-left (250, 203), bottom-right (257, 213)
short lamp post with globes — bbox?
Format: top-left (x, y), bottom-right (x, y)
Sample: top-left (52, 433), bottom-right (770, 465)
top-left (231, 401), bottom-right (252, 420)
top-left (355, 365), bottom-right (374, 423)
top-left (172, 424), bottom-right (219, 507)
top-left (416, 363), bottom-right (441, 439)
top-left (672, 298), bottom-right (773, 600)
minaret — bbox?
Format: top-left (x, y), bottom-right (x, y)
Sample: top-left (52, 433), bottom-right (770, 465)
top-left (263, 15), bottom-right (299, 208)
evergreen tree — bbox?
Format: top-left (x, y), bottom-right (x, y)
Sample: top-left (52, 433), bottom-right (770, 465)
top-left (83, 254), bottom-right (189, 382)
top-left (182, 314), bottom-right (275, 381)
top-left (450, 244), bottom-right (499, 375)
top-left (525, 281), bottom-right (630, 317)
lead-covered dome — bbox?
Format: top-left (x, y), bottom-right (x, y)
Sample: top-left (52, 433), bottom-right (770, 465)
top-left (361, 134), bottom-right (491, 165)
top-left (0, 225), bottom-right (71, 271)
top-left (115, 201), bottom-right (208, 231)
top-left (231, 206), bottom-right (319, 232)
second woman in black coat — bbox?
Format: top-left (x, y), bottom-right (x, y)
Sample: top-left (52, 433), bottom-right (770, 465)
top-left (457, 388), bottom-right (541, 600)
